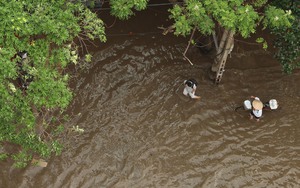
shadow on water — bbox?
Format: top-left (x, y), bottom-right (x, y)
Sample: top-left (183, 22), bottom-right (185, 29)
top-left (1, 2), bottom-right (300, 188)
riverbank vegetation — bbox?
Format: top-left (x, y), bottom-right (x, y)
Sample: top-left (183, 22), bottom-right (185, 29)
top-left (111, 0), bottom-right (298, 79)
top-left (271, 0), bottom-right (300, 74)
top-left (0, 0), bottom-right (298, 167)
top-left (0, 0), bottom-right (106, 167)
top-left (164, 0), bottom-right (295, 83)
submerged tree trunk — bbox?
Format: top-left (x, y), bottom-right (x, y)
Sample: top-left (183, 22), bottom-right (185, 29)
top-left (211, 29), bottom-right (234, 84)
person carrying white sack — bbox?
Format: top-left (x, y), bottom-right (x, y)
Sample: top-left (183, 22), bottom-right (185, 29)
top-left (249, 96), bottom-right (263, 122)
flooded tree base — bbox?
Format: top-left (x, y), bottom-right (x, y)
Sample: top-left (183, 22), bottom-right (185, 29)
top-left (0, 2), bottom-right (299, 188)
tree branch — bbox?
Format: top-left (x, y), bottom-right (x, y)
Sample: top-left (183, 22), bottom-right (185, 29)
top-left (183, 27), bottom-right (196, 66)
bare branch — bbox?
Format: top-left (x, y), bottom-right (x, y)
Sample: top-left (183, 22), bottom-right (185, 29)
top-left (182, 27), bottom-right (196, 66)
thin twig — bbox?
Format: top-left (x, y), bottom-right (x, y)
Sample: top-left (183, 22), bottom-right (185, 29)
top-left (77, 35), bottom-right (89, 54)
top-left (78, 32), bottom-right (98, 48)
top-left (183, 27), bottom-right (196, 65)
top-left (105, 17), bottom-right (117, 28)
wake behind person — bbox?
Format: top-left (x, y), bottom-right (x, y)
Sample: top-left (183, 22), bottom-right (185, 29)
top-left (183, 79), bottom-right (201, 99)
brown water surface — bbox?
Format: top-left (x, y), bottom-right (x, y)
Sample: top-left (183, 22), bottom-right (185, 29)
top-left (1, 3), bottom-right (300, 188)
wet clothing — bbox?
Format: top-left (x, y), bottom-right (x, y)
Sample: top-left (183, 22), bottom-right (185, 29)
top-left (251, 110), bottom-right (262, 119)
top-left (250, 97), bottom-right (263, 118)
top-left (183, 79), bottom-right (198, 99)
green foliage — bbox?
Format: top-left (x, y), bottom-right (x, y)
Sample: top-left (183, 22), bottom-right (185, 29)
top-left (256, 37), bottom-right (268, 50)
top-left (110, 0), bottom-right (148, 20)
top-left (85, 54), bottom-right (92, 62)
top-left (169, 1), bottom-right (214, 36)
top-left (0, 153), bottom-right (8, 160)
top-left (12, 150), bottom-right (31, 168)
top-left (251, 0), bottom-right (268, 8)
top-left (79, 8), bottom-right (107, 42)
top-left (168, 0), bottom-right (296, 73)
top-left (168, 0), bottom-right (294, 38)
top-left (271, 0), bottom-right (300, 73)
top-left (169, 0), bottom-right (262, 38)
top-left (203, 0), bottom-right (238, 30)
top-left (263, 6), bottom-right (294, 29)
top-left (51, 140), bottom-right (63, 156)
top-left (52, 125), bottom-right (65, 136)
top-left (0, 0), bottom-right (106, 167)
top-left (169, 5), bottom-right (192, 36)
top-left (236, 5), bottom-right (259, 37)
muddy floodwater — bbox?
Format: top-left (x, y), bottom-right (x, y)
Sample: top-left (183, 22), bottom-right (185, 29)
top-left (1, 3), bottom-right (300, 188)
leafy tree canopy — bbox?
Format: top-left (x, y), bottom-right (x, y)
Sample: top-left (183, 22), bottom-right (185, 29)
top-left (0, 0), bottom-right (106, 167)
top-left (109, 0), bottom-right (298, 73)
top-left (271, 0), bottom-right (300, 73)
top-left (168, 0), bottom-right (293, 37)
top-left (110, 0), bottom-right (149, 20)
top-left (167, 0), bottom-right (298, 73)
top-left (1, 0), bottom-right (298, 167)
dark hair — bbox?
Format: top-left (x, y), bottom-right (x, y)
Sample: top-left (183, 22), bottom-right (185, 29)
top-left (186, 79), bottom-right (198, 87)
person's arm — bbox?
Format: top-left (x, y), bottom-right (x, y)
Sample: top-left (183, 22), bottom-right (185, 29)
top-left (251, 96), bottom-right (260, 101)
top-left (193, 84), bottom-right (197, 92)
top-left (192, 85), bottom-right (201, 99)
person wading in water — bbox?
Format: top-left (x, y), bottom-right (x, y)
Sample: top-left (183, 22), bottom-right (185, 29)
top-left (250, 96), bottom-right (263, 122)
top-left (183, 79), bottom-right (201, 99)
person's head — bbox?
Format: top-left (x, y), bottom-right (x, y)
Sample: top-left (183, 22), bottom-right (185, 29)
top-left (252, 99), bottom-right (263, 110)
top-left (185, 79), bottom-right (197, 87)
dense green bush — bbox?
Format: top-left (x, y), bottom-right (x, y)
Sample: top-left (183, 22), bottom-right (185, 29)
top-left (271, 0), bottom-right (300, 73)
top-left (0, 0), bottom-right (106, 167)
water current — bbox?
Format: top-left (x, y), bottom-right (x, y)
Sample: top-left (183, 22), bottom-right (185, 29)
top-left (1, 3), bottom-right (299, 188)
